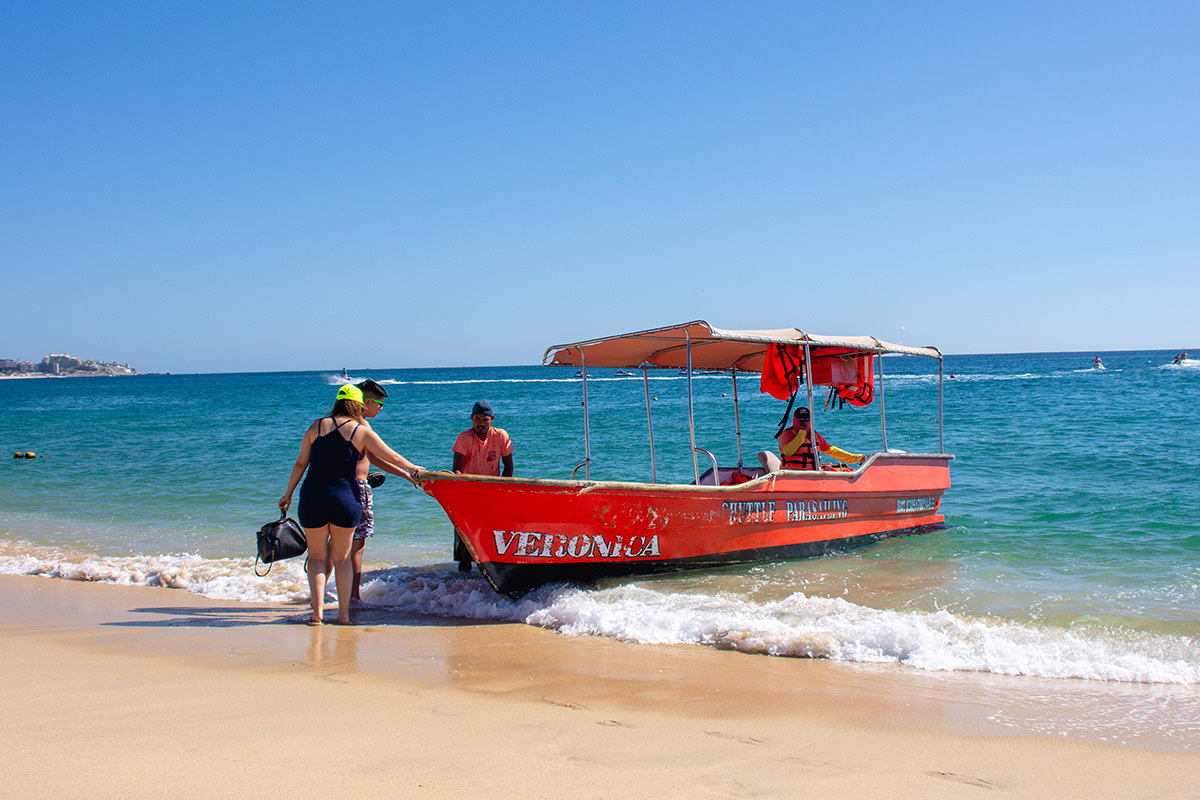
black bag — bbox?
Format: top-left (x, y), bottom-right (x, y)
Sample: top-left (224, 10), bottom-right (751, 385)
top-left (255, 510), bottom-right (307, 576)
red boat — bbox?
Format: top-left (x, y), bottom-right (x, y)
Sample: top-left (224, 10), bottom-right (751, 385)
top-left (417, 321), bottom-right (952, 597)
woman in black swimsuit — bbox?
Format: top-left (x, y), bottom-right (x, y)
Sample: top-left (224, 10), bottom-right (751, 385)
top-left (280, 384), bottom-right (423, 624)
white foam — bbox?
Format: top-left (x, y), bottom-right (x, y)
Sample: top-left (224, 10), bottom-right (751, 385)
top-left (1161, 359), bottom-right (1200, 370)
top-left (3, 546), bottom-right (1197, 685)
top-left (0, 546), bottom-right (311, 603)
top-left (525, 585), bottom-right (1200, 685)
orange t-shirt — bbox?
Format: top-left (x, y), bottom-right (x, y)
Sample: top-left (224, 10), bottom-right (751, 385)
top-left (452, 427), bottom-right (513, 475)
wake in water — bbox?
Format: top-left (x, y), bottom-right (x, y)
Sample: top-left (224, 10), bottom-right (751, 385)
top-left (1161, 359), bottom-right (1200, 371)
top-left (4, 542), bottom-right (1197, 686)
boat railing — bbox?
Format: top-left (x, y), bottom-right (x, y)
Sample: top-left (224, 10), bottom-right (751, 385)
top-left (570, 459), bottom-right (590, 480)
top-left (694, 448), bottom-right (719, 485)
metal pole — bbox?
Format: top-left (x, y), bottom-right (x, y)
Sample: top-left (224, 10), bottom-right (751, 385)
top-left (878, 352), bottom-right (887, 452)
top-left (803, 342), bottom-right (818, 470)
top-left (643, 367), bottom-right (656, 483)
top-left (686, 331), bottom-right (699, 483)
top-left (581, 351), bottom-right (591, 480)
top-left (938, 356), bottom-right (945, 454)
top-left (732, 369), bottom-right (743, 468)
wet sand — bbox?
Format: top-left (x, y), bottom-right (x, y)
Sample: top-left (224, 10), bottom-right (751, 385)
top-left (2, 574), bottom-right (1197, 798)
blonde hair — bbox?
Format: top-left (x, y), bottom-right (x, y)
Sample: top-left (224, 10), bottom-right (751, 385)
top-left (330, 399), bottom-right (366, 422)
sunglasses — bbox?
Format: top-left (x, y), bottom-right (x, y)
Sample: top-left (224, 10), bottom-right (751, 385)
top-left (367, 398), bottom-right (385, 407)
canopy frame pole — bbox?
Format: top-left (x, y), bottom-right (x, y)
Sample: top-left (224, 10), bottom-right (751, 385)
top-left (803, 341), bottom-right (819, 470)
top-left (938, 356), bottom-right (945, 454)
top-left (686, 331), bottom-right (700, 484)
top-left (732, 369), bottom-right (743, 468)
top-left (643, 367), bottom-right (656, 483)
top-left (581, 352), bottom-right (591, 480)
top-left (878, 352), bottom-right (887, 452)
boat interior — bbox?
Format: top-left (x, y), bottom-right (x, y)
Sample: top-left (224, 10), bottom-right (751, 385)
top-left (694, 465), bottom-right (769, 486)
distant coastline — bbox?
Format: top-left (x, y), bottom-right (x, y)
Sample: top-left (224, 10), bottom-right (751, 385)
top-left (0, 353), bottom-right (141, 379)
top-left (0, 371), bottom-right (146, 380)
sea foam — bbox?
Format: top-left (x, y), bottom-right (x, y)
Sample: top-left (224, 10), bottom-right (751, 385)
top-left (3, 543), bottom-right (1196, 686)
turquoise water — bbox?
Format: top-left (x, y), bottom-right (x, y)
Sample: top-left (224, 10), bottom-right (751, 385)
top-left (3, 352), bottom-right (1200, 737)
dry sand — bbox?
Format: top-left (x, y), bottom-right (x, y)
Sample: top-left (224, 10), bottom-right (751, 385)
top-left (2, 574), bottom-right (1197, 799)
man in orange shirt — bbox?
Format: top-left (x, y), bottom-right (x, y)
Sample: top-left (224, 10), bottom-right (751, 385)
top-left (452, 400), bottom-right (514, 477)
top-left (450, 400), bottom-right (514, 570)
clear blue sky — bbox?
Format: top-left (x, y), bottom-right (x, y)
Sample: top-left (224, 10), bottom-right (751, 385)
top-left (4, 2), bottom-right (1197, 373)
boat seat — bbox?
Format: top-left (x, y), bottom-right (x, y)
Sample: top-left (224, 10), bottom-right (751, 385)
top-left (756, 450), bottom-right (782, 472)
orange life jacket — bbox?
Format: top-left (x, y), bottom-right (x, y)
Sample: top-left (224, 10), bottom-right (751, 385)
top-left (780, 425), bottom-right (821, 470)
top-left (834, 356), bottom-right (874, 407)
top-left (760, 344), bottom-right (802, 400)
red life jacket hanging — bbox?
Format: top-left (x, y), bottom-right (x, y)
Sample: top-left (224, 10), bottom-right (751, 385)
top-left (759, 343), bottom-right (802, 400)
top-left (833, 355), bottom-right (874, 406)
top-left (761, 346), bottom-right (873, 407)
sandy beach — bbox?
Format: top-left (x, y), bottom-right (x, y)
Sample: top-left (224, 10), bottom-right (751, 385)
top-left (2, 574), bottom-right (1197, 799)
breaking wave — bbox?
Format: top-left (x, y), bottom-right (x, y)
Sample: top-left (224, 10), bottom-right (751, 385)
top-left (3, 543), bottom-right (1197, 686)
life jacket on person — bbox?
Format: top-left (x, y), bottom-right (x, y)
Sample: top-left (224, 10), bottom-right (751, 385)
top-left (779, 408), bottom-right (820, 470)
top-left (782, 432), bottom-right (817, 470)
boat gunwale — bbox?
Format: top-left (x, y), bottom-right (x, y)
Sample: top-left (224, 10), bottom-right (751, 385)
top-left (416, 452), bottom-right (953, 495)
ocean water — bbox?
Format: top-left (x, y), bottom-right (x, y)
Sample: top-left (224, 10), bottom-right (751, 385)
top-left (3, 351), bottom-right (1199, 743)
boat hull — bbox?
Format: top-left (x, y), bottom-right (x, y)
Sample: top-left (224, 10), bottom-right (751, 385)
top-left (419, 453), bottom-right (952, 597)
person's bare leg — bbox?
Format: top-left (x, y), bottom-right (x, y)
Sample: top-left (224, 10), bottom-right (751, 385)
top-left (327, 526), bottom-right (356, 624)
top-left (305, 526), bottom-right (332, 624)
top-left (350, 538), bottom-right (366, 607)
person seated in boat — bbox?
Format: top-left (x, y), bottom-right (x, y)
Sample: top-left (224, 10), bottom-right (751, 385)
top-left (1094, 356), bottom-right (1104, 369)
top-left (1174, 350), bottom-right (1188, 364)
top-left (451, 400), bottom-right (514, 571)
top-left (757, 406), bottom-right (863, 472)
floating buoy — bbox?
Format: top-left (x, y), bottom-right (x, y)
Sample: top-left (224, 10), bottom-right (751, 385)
top-left (14, 452), bottom-right (35, 459)
top-left (24, 452), bottom-right (35, 458)
top-left (12, 452), bottom-right (21, 459)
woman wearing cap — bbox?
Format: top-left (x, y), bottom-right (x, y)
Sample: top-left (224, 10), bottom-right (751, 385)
top-left (279, 383), bottom-right (423, 624)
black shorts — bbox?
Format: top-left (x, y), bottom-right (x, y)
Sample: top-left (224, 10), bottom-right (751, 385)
top-left (298, 478), bottom-right (363, 529)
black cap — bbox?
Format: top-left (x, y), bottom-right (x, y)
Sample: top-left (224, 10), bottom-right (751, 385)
top-left (472, 400), bottom-right (495, 417)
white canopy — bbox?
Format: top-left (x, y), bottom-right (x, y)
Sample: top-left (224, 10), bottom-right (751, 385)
top-left (543, 320), bottom-right (941, 371)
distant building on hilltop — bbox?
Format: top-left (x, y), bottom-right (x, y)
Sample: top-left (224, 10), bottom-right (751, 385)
top-left (39, 354), bottom-right (82, 375)
top-left (45, 354), bottom-right (82, 369)
top-left (0, 354), bottom-right (135, 376)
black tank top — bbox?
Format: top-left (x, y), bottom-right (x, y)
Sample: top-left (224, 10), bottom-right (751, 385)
top-left (307, 417), bottom-right (361, 485)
